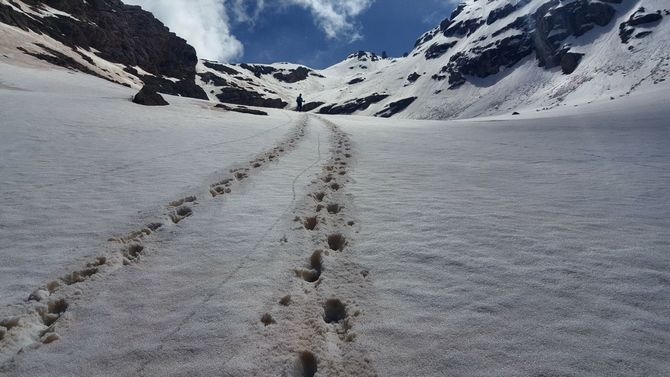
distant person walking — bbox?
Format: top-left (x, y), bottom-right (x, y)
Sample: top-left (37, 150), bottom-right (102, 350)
top-left (296, 94), bottom-right (304, 112)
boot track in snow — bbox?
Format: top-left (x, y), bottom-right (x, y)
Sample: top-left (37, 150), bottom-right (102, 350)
top-left (0, 115), bottom-right (309, 366)
top-left (248, 116), bottom-right (377, 377)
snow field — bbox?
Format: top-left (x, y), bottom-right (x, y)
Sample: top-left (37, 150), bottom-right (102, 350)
top-left (338, 97), bottom-right (670, 376)
top-left (2, 116), bottom-right (324, 376)
top-left (1, 61), bottom-right (669, 376)
top-left (0, 63), bottom-right (310, 358)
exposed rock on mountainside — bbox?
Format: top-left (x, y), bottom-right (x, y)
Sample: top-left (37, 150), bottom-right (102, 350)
top-left (216, 87), bottom-right (288, 109)
top-left (302, 102), bottom-right (325, 112)
top-left (619, 7), bottom-right (664, 43)
top-left (239, 63), bottom-right (278, 78)
top-left (2, 0), bottom-right (668, 119)
top-left (374, 97), bottom-right (417, 118)
top-left (203, 61), bottom-right (241, 76)
top-left (1, 0), bottom-right (206, 98)
top-left (430, 0), bottom-right (621, 89)
top-left (406, 72), bottom-right (421, 83)
top-left (214, 103), bottom-right (268, 116)
top-left (273, 66), bottom-right (311, 83)
top-left (132, 85), bottom-right (169, 106)
top-left (319, 94), bottom-right (389, 115)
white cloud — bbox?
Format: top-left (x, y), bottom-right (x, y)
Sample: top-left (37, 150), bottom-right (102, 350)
top-left (280, 0), bottom-right (374, 40)
top-left (123, 0), bottom-right (374, 61)
top-left (227, 0), bottom-right (374, 40)
top-left (124, 0), bottom-right (244, 62)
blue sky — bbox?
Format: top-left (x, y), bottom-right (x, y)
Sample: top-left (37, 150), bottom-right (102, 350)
top-left (125, 0), bottom-right (455, 69)
top-left (230, 0), bottom-right (455, 68)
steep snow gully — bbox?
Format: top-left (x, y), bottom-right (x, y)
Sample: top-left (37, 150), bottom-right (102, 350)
top-left (0, 112), bottom-right (373, 376)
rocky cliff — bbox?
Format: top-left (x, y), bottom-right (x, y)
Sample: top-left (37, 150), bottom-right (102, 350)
top-left (0, 0), bottom-right (206, 98)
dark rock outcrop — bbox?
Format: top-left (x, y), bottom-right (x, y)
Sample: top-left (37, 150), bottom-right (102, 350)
top-left (273, 67), bottom-right (311, 83)
top-left (1, 0), bottom-right (207, 99)
top-left (216, 87), bottom-right (287, 109)
top-left (198, 72), bottom-right (230, 87)
top-left (215, 104), bottom-right (268, 116)
top-left (560, 52), bottom-right (584, 74)
top-left (486, 2), bottom-right (523, 25)
top-left (349, 51), bottom-right (380, 62)
top-left (442, 17), bottom-right (485, 38)
top-left (203, 61), bottom-right (241, 76)
top-left (319, 94), bottom-right (389, 115)
top-left (425, 41), bottom-right (458, 59)
top-left (239, 64), bottom-right (278, 78)
top-left (133, 86), bottom-right (169, 106)
top-left (17, 43), bottom-right (103, 79)
top-left (374, 97), bottom-right (417, 118)
top-left (302, 102), bottom-right (325, 112)
top-left (407, 72), bottom-right (421, 83)
top-left (347, 77), bottom-right (365, 85)
top-left (414, 30), bottom-right (438, 48)
top-left (619, 7), bottom-right (663, 43)
top-left (438, 0), bottom-right (618, 88)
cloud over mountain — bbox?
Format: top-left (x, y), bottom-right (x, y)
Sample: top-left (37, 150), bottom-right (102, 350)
top-left (124, 0), bottom-right (244, 62)
top-left (125, 0), bottom-right (374, 62)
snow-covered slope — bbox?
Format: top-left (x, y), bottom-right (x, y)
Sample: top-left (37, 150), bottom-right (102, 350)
top-left (194, 0), bottom-right (670, 119)
top-left (1, 59), bottom-right (669, 376)
top-left (2, 0), bottom-right (668, 119)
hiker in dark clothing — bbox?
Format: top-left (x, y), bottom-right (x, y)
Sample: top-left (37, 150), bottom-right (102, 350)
top-left (296, 94), bottom-right (304, 112)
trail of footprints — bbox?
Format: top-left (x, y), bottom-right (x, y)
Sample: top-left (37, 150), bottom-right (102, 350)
top-left (259, 118), bottom-right (376, 376)
top-left (0, 118), bottom-right (308, 358)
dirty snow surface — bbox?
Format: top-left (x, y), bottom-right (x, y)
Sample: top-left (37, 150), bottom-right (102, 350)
top-left (1, 63), bottom-right (670, 377)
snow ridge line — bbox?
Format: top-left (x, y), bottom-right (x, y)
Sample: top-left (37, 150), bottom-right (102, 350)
top-left (256, 116), bottom-right (377, 376)
top-left (0, 115), bottom-right (309, 365)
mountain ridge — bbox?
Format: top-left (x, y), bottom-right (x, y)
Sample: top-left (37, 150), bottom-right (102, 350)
top-left (1, 0), bottom-right (668, 119)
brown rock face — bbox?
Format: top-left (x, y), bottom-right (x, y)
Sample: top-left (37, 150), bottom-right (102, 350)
top-left (1, 0), bottom-right (207, 99)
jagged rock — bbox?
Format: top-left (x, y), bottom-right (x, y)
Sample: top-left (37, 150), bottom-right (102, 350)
top-left (414, 30), bottom-right (438, 47)
top-left (534, 0), bottom-right (615, 66)
top-left (635, 31), bottom-right (653, 39)
top-left (203, 61), bottom-right (240, 75)
top-left (628, 11), bottom-right (663, 26)
top-left (273, 67), bottom-right (311, 83)
top-left (198, 72), bottom-right (230, 87)
top-left (560, 52), bottom-right (584, 74)
top-left (302, 102), bottom-right (325, 112)
top-left (374, 97), bottom-right (417, 118)
top-left (439, 3), bottom-right (466, 32)
top-left (1, 0), bottom-right (207, 99)
top-left (619, 8), bottom-right (663, 43)
top-left (239, 64), bottom-right (278, 78)
top-left (447, 71), bottom-right (466, 89)
top-left (425, 41), bottom-right (458, 59)
top-left (443, 18), bottom-right (484, 38)
top-left (215, 104), bottom-right (268, 116)
top-left (487, 2), bottom-right (521, 25)
top-left (437, 0), bottom-right (617, 88)
top-left (407, 72), bottom-right (421, 83)
top-left (216, 87), bottom-right (287, 109)
top-left (319, 94), bottom-right (389, 115)
top-left (347, 77), bottom-right (365, 85)
top-left (133, 86), bottom-right (169, 106)
top-left (349, 51), bottom-right (380, 62)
